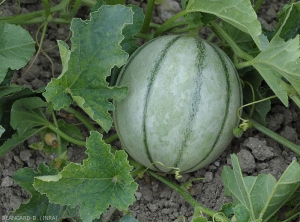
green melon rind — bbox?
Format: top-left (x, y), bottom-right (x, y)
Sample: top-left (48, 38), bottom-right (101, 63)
top-left (185, 41), bottom-right (242, 173)
top-left (114, 35), bottom-right (242, 173)
top-left (142, 36), bottom-right (182, 171)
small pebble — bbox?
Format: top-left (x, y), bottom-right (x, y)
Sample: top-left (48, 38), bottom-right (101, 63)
top-left (214, 161), bottom-right (220, 167)
top-left (19, 150), bottom-right (32, 162)
top-left (135, 192), bottom-right (142, 201)
top-left (13, 156), bottom-right (24, 166)
top-left (204, 172), bottom-right (213, 183)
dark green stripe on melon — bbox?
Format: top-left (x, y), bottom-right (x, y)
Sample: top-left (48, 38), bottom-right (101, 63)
top-left (114, 36), bottom-right (171, 165)
top-left (142, 36), bottom-right (182, 171)
top-left (185, 43), bottom-right (233, 173)
top-left (171, 37), bottom-right (206, 172)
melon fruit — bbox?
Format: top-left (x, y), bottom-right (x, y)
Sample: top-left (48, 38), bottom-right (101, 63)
top-left (114, 35), bottom-right (242, 173)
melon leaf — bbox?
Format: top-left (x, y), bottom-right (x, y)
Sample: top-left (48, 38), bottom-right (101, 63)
top-left (43, 5), bottom-right (134, 132)
top-left (0, 23), bottom-right (35, 83)
top-left (0, 128), bottom-right (43, 157)
top-left (222, 154), bottom-right (300, 222)
top-left (274, 3), bottom-right (300, 41)
top-left (10, 97), bottom-right (49, 136)
top-left (186, 0), bottom-right (267, 50)
top-left (34, 131), bottom-right (138, 222)
top-left (221, 21), bottom-right (256, 53)
top-left (250, 5), bottom-right (300, 106)
top-left (242, 70), bottom-right (271, 125)
top-left (10, 163), bottom-right (82, 222)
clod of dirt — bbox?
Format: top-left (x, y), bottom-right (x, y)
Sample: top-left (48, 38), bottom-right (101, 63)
top-left (243, 137), bottom-right (275, 161)
top-left (1, 176), bottom-right (14, 187)
top-left (236, 149), bottom-right (256, 173)
top-left (280, 125), bottom-right (299, 143)
top-left (157, 0), bottom-right (181, 21)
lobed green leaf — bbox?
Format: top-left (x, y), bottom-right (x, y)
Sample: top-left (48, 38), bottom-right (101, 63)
top-left (222, 154), bottom-right (300, 222)
top-left (43, 5), bottom-right (135, 132)
top-left (11, 97), bottom-right (49, 135)
top-left (250, 3), bottom-right (300, 106)
top-left (186, 0), bottom-right (267, 50)
top-left (34, 131), bottom-right (138, 222)
top-left (10, 163), bottom-right (82, 222)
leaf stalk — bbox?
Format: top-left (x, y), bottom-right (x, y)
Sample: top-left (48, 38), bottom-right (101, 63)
top-left (209, 21), bottom-right (254, 62)
top-left (47, 124), bottom-right (86, 147)
top-left (63, 107), bottom-right (96, 132)
top-left (140, 0), bottom-right (155, 33)
top-left (251, 119), bottom-right (300, 156)
top-left (154, 10), bottom-right (190, 37)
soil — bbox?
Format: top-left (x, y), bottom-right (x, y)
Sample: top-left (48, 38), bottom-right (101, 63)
top-left (1, 0), bottom-right (299, 222)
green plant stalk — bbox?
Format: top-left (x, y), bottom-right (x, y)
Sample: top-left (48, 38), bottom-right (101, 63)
top-left (209, 21), bottom-right (254, 61)
top-left (68, 0), bottom-right (81, 20)
top-left (0, 0), bottom-right (70, 25)
top-left (140, 0), bottom-right (155, 33)
top-left (104, 134), bottom-right (119, 144)
top-left (148, 170), bottom-right (230, 222)
top-left (131, 164), bottom-right (146, 178)
top-left (282, 211), bottom-right (300, 222)
top-left (154, 10), bottom-right (190, 37)
top-left (63, 107), bottom-right (96, 131)
top-left (47, 123), bottom-right (86, 147)
top-left (22, 22), bottom-right (48, 78)
top-left (234, 60), bottom-right (252, 69)
top-left (42, 0), bottom-right (51, 18)
top-left (80, 0), bottom-right (97, 7)
top-left (160, 20), bottom-right (188, 33)
top-left (251, 119), bottom-right (300, 156)
top-left (134, 32), bottom-right (153, 40)
top-left (169, 26), bottom-right (190, 34)
top-left (254, 0), bottom-right (264, 13)
top-left (128, 158), bottom-right (147, 177)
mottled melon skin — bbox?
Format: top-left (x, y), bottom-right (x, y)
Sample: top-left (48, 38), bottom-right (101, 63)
top-left (114, 35), bottom-right (242, 173)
